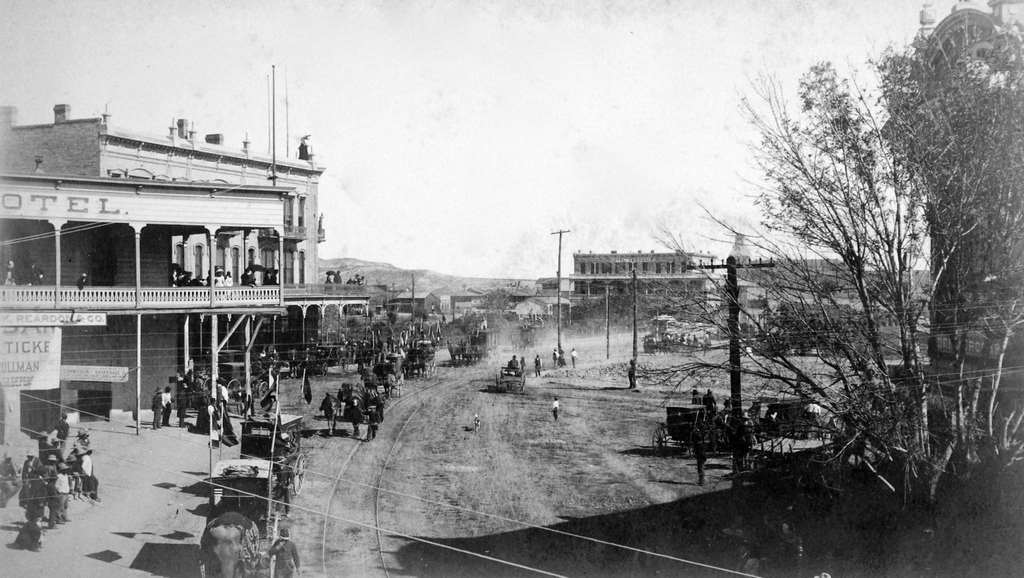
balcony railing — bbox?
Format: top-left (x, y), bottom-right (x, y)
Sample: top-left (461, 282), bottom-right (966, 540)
top-left (1, 285), bottom-right (281, 310)
top-left (283, 224), bottom-right (307, 239)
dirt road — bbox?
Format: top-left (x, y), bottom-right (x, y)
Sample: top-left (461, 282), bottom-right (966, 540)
top-left (288, 336), bottom-right (743, 578)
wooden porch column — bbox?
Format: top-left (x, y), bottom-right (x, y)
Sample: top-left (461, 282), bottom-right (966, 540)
top-left (244, 316), bottom-right (252, 412)
top-left (277, 227), bottom-right (285, 307)
top-left (136, 313), bottom-right (142, 436)
top-left (50, 219), bottom-right (66, 307)
top-left (211, 314), bottom-right (219, 402)
top-left (205, 226), bottom-right (217, 308)
top-left (131, 222), bottom-right (143, 308)
top-left (183, 314), bottom-right (191, 372)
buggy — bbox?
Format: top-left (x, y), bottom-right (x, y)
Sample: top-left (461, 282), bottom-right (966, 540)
top-left (491, 364), bottom-right (526, 394)
top-left (651, 405), bottom-right (711, 456)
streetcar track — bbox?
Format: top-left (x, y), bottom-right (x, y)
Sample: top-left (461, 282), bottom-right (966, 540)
top-left (374, 386), bottom-right (431, 577)
top-left (319, 370), bottom-right (447, 575)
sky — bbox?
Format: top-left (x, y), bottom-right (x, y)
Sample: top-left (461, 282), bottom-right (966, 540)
top-left (0, 0), bottom-right (943, 278)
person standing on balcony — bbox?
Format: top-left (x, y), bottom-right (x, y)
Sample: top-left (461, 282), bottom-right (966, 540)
top-left (76, 272), bottom-right (88, 290)
top-left (223, 272), bottom-right (234, 287)
top-left (4, 259), bottom-right (15, 285)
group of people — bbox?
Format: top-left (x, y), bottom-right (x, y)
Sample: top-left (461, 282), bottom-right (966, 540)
top-left (8, 415), bottom-right (101, 552)
top-left (4, 259), bottom-right (47, 285)
top-left (321, 383), bottom-right (384, 442)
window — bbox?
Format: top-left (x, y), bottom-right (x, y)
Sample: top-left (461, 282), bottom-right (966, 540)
top-left (193, 245), bottom-right (205, 276)
top-left (231, 247), bottom-right (240, 281)
top-left (216, 245), bottom-right (226, 269)
top-left (298, 251), bottom-right (305, 284)
top-left (248, 248), bottom-right (256, 266)
top-left (261, 248), bottom-right (275, 269)
top-left (284, 198), bottom-right (294, 227)
top-left (298, 197), bottom-right (306, 228)
top-left (284, 250), bottom-right (295, 284)
top-left (174, 244), bottom-right (185, 266)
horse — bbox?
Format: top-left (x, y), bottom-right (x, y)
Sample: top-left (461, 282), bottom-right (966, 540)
top-left (199, 512), bottom-right (261, 578)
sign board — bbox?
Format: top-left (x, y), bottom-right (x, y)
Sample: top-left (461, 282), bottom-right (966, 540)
top-left (0, 311), bottom-right (107, 327)
top-left (61, 365), bottom-right (130, 383)
top-left (0, 326), bottom-right (61, 389)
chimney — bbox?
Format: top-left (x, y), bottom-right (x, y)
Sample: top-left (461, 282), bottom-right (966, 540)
top-left (0, 106), bottom-right (16, 129)
top-left (205, 133), bottom-right (224, 145)
top-left (53, 104), bottom-right (71, 123)
top-left (177, 119), bottom-right (188, 139)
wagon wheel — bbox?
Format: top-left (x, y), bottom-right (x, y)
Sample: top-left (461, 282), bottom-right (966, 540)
top-left (291, 454), bottom-right (307, 495)
top-left (651, 424), bottom-right (669, 456)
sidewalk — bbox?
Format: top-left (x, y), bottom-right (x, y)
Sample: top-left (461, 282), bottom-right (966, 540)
top-left (2, 413), bottom-right (237, 577)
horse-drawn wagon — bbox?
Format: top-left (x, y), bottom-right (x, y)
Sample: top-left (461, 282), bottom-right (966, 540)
top-left (651, 405), bottom-right (712, 456)
top-left (209, 414), bottom-right (307, 528)
top-left (492, 365), bottom-right (526, 394)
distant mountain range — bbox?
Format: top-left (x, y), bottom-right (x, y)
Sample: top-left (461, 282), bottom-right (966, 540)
top-left (319, 257), bottom-right (530, 294)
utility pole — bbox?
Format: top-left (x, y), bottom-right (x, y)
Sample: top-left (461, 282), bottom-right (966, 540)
top-left (631, 268), bottom-right (638, 362)
top-left (551, 229), bottom-right (570, 352)
top-left (270, 65), bottom-right (277, 187)
top-left (411, 273), bottom-right (416, 323)
top-left (692, 256), bottom-right (774, 422)
top-left (605, 285), bottom-right (610, 360)
top-left (726, 257), bottom-right (741, 422)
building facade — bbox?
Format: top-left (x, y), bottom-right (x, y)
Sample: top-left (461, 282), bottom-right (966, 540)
top-left (570, 250), bottom-right (716, 298)
top-left (0, 173), bottom-right (287, 443)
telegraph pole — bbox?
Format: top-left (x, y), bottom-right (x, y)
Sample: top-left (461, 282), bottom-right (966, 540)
top-left (551, 229), bottom-right (570, 352)
top-left (726, 257), bottom-right (741, 422)
top-left (631, 268), bottom-right (638, 362)
top-left (692, 256), bottom-right (774, 421)
top-left (605, 285), bottom-right (610, 360)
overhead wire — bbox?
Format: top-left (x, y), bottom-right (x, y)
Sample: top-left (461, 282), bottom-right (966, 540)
top-left (17, 390), bottom-right (764, 577)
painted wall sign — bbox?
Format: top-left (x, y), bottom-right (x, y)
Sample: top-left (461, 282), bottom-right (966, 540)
top-left (0, 326), bottom-right (61, 389)
top-left (0, 311), bottom-right (107, 327)
top-left (61, 364), bottom-right (129, 383)
top-left (0, 186), bottom-right (280, 228)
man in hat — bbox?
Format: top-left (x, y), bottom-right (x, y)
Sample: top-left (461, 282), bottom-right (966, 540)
top-left (0, 454), bottom-right (21, 508)
top-left (79, 449), bottom-right (99, 502)
top-left (268, 527), bottom-right (300, 578)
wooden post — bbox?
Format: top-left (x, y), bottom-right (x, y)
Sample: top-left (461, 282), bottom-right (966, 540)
top-left (631, 268), bottom-right (638, 362)
top-left (136, 314), bottom-right (142, 436)
top-left (605, 285), bottom-right (610, 360)
top-left (133, 224), bottom-right (142, 308)
top-left (727, 256), bottom-right (742, 422)
top-left (52, 219), bottom-right (65, 307)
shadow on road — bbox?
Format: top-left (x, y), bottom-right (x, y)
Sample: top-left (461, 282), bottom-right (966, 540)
top-left (390, 466), bottom-right (1012, 578)
top-left (130, 542), bottom-right (201, 578)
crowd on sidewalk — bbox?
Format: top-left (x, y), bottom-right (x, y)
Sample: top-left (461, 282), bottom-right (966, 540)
top-left (2, 413), bottom-right (102, 552)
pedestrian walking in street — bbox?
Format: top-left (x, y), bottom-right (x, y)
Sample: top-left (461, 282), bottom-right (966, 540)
top-left (703, 389), bottom-right (718, 415)
top-left (552, 397), bottom-right (560, 421)
top-left (320, 393), bottom-right (336, 435)
top-left (161, 386), bottom-right (173, 427)
top-left (628, 359), bottom-right (637, 389)
top-left (552, 348), bottom-right (558, 368)
top-left (365, 404), bottom-right (380, 442)
top-left (570, 347), bottom-right (578, 368)
top-left (268, 527), bottom-right (301, 578)
top-left (151, 388), bottom-right (163, 430)
top-left (692, 423), bottom-right (707, 485)
top-left (534, 354), bottom-right (542, 377)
